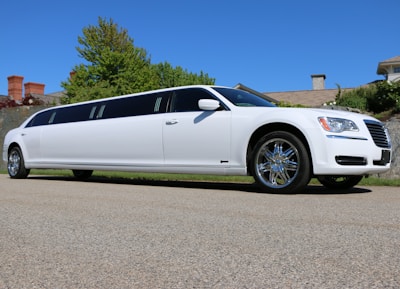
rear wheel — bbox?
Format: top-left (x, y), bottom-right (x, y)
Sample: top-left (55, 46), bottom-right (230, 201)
top-left (8, 146), bottom-right (30, 179)
top-left (250, 131), bottom-right (311, 194)
top-left (72, 170), bottom-right (93, 180)
top-left (317, 175), bottom-right (363, 190)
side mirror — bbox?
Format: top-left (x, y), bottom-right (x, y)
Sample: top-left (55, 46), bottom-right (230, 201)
top-left (198, 99), bottom-right (221, 111)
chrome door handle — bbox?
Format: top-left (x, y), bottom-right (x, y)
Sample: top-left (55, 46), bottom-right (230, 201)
top-left (166, 120), bottom-right (178, 125)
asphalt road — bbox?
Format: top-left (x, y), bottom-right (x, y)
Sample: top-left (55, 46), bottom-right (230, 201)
top-left (0, 174), bottom-right (399, 289)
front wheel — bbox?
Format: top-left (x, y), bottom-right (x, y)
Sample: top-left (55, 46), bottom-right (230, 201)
top-left (317, 175), bottom-right (363, 190)
top-left (250, 131), bottom-right (311, 194)
top-left (8, 146), bottom-right (30, 179)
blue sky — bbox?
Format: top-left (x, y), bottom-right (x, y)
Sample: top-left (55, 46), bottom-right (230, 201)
top-left (1, 0), bottom-right (399, 95)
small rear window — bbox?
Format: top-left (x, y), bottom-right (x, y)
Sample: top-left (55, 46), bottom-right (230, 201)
top-left (26, 110), bottom-right (54, 127)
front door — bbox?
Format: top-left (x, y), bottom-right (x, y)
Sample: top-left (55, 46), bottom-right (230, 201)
top-left (163, 88), bottom-right (231, 169)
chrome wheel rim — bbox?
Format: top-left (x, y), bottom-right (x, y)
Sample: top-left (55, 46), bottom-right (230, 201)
top-left (256, 138), bottom-right (300, 188)
top-left (8, 150), bottom-right (21, 177)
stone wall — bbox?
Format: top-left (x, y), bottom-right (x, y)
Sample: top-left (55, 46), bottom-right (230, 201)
top-left (1, 106), bottom-right (399, 179)
top-left (382, 118), bottom-right (400, 179)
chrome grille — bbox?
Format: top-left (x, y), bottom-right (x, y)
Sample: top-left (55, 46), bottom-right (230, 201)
top-left (364, 120), bottom-right (391, 148)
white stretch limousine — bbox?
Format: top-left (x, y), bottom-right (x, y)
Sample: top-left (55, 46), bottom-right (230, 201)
top-left (3, 85), bottom-right (392, 193)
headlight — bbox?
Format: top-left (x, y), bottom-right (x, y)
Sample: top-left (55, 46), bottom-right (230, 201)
top-left (318, 117), bottom-right (359, 133)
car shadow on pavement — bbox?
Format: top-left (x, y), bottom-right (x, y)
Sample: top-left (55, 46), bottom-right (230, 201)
top-left (28, 175), bottom-right (372, 195)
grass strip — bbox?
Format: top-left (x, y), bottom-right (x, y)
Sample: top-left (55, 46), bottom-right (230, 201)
top-left (1, 169), bottom-right (399, 186)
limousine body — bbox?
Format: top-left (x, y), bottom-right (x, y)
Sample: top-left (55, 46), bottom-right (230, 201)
top-left (3, 85), bottom-right (392, 193)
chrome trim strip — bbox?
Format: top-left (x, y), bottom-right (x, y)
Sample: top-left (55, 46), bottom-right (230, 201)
top-left (326, 135), bottom-right (368, 141)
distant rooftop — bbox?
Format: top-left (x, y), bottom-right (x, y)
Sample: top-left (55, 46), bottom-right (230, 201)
top-left (262, 74), bottom-right (347, 107)
top-left (264, 89), bottom-right (339, 107)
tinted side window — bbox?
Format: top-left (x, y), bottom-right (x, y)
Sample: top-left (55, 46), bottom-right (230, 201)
top-left (25, 110), bottom-right (54, 127)
top-left (25, 91), bottom-right (171, 127)
top-left (102, 92), bottom-right (169, 119)
top-left (52, 103), bottom-right (95, 124)
top-left (170, 88), bottom-right (214, 112)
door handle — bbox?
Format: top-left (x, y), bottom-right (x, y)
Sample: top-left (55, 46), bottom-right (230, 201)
top-left (166, 119), bottom-right (178, 125)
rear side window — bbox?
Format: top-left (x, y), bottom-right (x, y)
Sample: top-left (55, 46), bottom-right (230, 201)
top-left (52, 104), bottom-right (94, 124)
top-left (25, 91), bottom-right (170, 128)
top-left (101, 92), bottom-right (169, 119)
top-left (26, 110), bottom-right (54, 127)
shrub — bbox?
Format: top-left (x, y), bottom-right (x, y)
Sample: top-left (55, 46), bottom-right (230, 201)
top-left (367, 81), bottom-right (400, 113)
top-left (277, 101), bottom-right (307, 108)
top-left (336, 81), bottom-right (400, 114)
top-left (336, 85), bottom-right (375, 111)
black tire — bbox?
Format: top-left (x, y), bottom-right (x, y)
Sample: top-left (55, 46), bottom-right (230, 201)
top-left (250, 131), bottom-right (311, 194)
top-left (7, 146), bottom-right (30, 179)
top-left (72, 170), bottom-right (93, 180)
top-left (317, 175), bottom-right (363, 190)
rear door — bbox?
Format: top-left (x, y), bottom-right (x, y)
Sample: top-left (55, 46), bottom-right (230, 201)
top-left (40, 92), bottom-right (169, 167)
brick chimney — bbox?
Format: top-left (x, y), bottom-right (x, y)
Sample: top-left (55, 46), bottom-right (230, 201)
top-left (311, 74), bottom-right (326, 90)
top-left (24, 82), bottom-right (45, 97)
top-left (7, 75), bottom-right (24, 101)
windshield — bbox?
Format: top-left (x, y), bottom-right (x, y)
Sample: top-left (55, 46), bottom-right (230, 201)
top-left (213, 87), bottom-right (276, 107)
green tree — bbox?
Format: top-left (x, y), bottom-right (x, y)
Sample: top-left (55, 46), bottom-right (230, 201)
top-left (62, 17), bottom-right (157, 103)
top-left (153, 62), bottom-right (215, 88)
top-left (62, 17), bottom-right (215, 104)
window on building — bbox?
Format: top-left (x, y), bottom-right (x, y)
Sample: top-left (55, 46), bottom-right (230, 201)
top-left (394, 67), bottom-right (400, 73)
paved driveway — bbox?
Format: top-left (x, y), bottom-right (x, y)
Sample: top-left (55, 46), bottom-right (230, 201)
top-left (0, 174), bottom-right (399, 288)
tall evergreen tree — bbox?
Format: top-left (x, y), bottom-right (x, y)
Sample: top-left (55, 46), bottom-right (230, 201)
top-left (62, 17), bottom-right (215, 104)
top-left (62, 17), bottom-right (157, 103)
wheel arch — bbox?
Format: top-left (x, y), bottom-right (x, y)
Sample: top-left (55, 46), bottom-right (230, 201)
top-left (6, 143), bottom-right (31, 178)
top-left (246, 122), bottom-right (313, 174)
top-left (7, 142), bottom-right (28, 166)
top-left (7, 142), bottom-right (22, 154)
